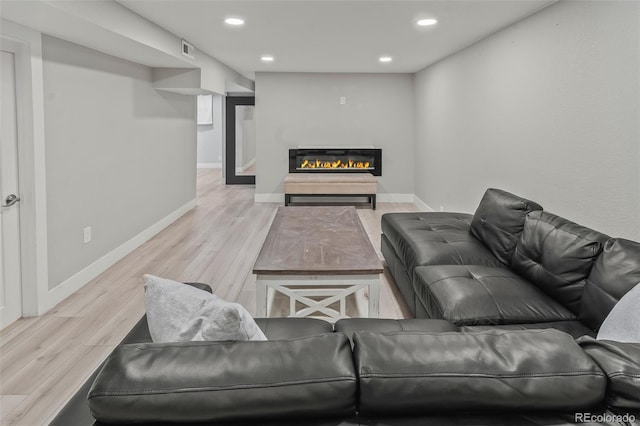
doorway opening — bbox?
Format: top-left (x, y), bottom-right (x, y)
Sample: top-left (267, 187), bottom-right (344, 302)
top-left (196, 93), bottom-right (224, 177)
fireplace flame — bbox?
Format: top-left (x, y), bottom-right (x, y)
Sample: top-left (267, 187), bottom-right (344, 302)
top-left (300, 159), bottom-right (371, 170)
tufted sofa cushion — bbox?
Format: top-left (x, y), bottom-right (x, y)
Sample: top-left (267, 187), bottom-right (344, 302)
top-left (579, 238), bottom-right (640, 331)
top-left (413, 265), bottom-right (575, 326)
top-left (381, 212), bottom-right (501, 272)
top-left (470, 188), bottom-right (542, 265)
top-left (511, 211), bottom-right (610, 313)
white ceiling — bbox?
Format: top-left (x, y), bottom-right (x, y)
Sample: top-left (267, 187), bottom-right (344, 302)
top-left (118, 0), bottom-right (556, 78)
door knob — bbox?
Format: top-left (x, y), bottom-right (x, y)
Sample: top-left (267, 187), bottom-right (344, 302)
top-left (2, 194), bottom-right (20, 208)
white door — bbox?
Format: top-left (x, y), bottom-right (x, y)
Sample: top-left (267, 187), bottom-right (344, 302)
top-left (0, 49), bottom-right (23, 329)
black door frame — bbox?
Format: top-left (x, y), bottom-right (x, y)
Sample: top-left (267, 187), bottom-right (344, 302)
top-left (225, 96), bottom-right (256, 185)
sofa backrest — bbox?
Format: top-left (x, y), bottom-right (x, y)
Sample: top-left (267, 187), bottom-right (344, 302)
top-left (353, 329), bottom-right (606, 414)
top-left (579, 238), bottom-right (640, 331)
top-left (470, 188), bottom-right (542, 265)
top-left (511, 211), bottom-right (609, 313)
top-left (88, 334), bottom-right (357, 424)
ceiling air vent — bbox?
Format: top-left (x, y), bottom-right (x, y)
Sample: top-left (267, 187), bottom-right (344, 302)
top-left (181, 40), bottom-right (195, 59)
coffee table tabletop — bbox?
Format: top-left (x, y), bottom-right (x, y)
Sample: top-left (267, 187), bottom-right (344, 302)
top-left (253, 206), bottom-right (383, 320)
top-left (253, 206), bottom-right (383, 275)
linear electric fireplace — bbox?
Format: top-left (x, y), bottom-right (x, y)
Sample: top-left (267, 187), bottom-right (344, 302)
top-left (289, 148), bottom-right (382, 176)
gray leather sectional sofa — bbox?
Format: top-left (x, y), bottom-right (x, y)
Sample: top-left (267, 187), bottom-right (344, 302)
top-left (53, 314), bottom-right (640, 426)
top-left (382, 188), bottom-right (640, 338)
top-left (52, 189), bottom-right (640, 425)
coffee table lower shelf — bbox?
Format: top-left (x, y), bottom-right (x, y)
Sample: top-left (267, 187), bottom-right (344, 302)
top-left (256, 274), bottom-right (380, 322)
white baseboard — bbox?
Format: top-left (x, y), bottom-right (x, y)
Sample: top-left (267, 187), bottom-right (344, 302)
top-left (44, 199), bottom-right (197, 312)
top-left (255, 193), bottom-right (284, 203)
top-left (197, 162), bottom-right (221, 169)
top-left (413, 195), bottom-right (434, 212)
top-left (376, 193), bottom-right (414, 203)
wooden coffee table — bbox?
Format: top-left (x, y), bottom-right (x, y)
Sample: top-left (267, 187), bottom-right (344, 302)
top-left (253, 206), bottom-right (383, 321)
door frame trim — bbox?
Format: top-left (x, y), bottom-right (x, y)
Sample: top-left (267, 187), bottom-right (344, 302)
top-left (225, 96), bottom-right (255, 185)
top-left (1, 21), bottom-right (50, 317)
top-left (0, 48), bottom-right (23, 327)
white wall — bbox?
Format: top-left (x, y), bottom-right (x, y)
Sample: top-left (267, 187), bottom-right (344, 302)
top-left (414, 0), bottom-right (640, 240)
top-left (255, 72), bottom-right (414, 199)
top-left (42, 35), bottom-right (197, 289)
top-left (197, 94), bottom-right (223, 167)
top-left (243, 113), bottom-right (256, 169)
top-left (235, 105), bottom-right (255, 170)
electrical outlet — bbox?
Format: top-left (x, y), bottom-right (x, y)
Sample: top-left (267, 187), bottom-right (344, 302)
top-left (83, 226), bottom-right (92, 244)
top-left (340, 96), bottom-right (346, 105)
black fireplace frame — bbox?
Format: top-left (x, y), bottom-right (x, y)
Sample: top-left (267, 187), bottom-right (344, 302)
top-left (288, 148), bottom-right (382, 176)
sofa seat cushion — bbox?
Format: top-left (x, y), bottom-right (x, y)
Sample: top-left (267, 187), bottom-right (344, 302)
top-left (381, 212), bottom-right (502, 271)
top-left (255, 317), bottom-right (333, 340)
top-left (88, 334), bottom-right (357, 424)
top-left (335, 318), bottom-right (458, 345)
top-left (511, 211), bottom-right (610, 313)
top-left (470, 188), bottom-right (542, 265)
top-left (461, 321), bottom-right (595, 340)
top-left (353, 329), bottom-right (606, 415)
top-left (414, 265), bottom-right (576, 326)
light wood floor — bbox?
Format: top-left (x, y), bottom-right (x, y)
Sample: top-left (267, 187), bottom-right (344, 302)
top-left (0, 169), bottom-right (415, 425)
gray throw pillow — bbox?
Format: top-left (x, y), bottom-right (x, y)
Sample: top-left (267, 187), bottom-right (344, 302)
top-left (597, 283), bottom-right (640, 343)
top-left (143, 274), bottom-right (267, 343)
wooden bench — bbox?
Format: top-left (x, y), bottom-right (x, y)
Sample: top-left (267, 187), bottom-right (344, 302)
top-left (284, 173), bottom-right (377, 209)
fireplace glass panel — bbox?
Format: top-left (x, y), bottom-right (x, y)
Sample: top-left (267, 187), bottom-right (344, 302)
top-left (289, 148), bottom-right (382, 176)
top-left (296, 154), bottom-right (375, 171)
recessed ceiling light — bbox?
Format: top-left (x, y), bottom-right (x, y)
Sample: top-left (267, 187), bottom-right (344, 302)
top-left (225, 18), bottom-right (245, 26)
top-left (261, 55), bottom-right (274, 62)
top-left (379, 56), bottom-right (392, 63)
top-left (417, 18), bottom-right (438, 26)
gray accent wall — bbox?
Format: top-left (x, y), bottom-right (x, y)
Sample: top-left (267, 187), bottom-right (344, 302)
top-left (255, 73), bottom-right (414, 196)
top-left (42, 35), bottom-right (197, 289)
top-left (414, 0), bottom-right (640, 240)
